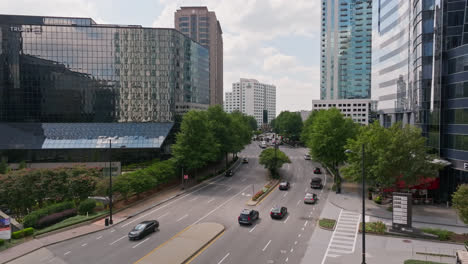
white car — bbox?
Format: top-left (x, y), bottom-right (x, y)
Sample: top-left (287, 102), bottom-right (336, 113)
top-left (304, 154), bottom-right (311, 160)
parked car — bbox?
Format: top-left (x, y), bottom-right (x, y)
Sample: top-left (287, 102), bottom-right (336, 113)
top-left (260, 141), bottom-right (267, 148)
top-left (304, 154), bottom-right (311, 160)
top-left (278, 181), bottom-right (290, 190)
top-left (313, 167), bottom-right (321, 174)
top-left (310, 177), bottom-right (323, 189)
top-left (128, 220), bottom-right (159, 240)
top-left (242, 158), bottom-right (249, 164)
top-left (225, 169), bottom-right (233, 177)
top-left (270, 206), bottom-right (287, 219)
top-left (238, 209), bottom-right (259, 225)
top-left (304, 193), bottom-right (318, 204)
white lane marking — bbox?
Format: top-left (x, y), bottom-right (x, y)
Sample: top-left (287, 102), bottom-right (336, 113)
top-left (298, 234), bottom-right (302, 237)
top-left (304, 220), bottom-right (308, 227)
top-left (110, 229), bottom-right (115, 233)
top-left (283, 192), bottom-right (288, 197)
top-left (290, 248), bottom-right (294, 252)
top-left (262, 240), bottom-right (272, 251)
top-left (301, 227), bottom-right (305, 231)
top-left (64, 251), bottom-right (71, 256)
top-left (218, 253), bottom-right (230, 264)
top-left (192, 185), bottom-right (250, 225)
top-left (226, 187), bottom-right (232, 192)
top-left (189, 197), bottom-right (199, 202)
top-left (132, 237), bottom-right (150, 248)
top-left (321, 209), bottom-right (342, 264)
top-left (283, 216), bottom-right (290, 224)
top-left (158, 212), bottom-right (169, 219)
top-left (120, 182), bottom-right (214, 228)
top-left (207, 198), bottom-right (215, 203)
top-left (176, 214), bottom-right (189, 222)
top-left (81, 243), bottom-right (87, 247)
top-left (249, 225), bottom-right (257, 233)
top-left (96, 235), bottom-right (103, 240)
top-left (109, 235), bottom-right (127, 245)
top-left (294, 241), bottom-right (298, 245)
top-left (296, 200), bottom-right (301, 206)
top-left (241, 178), bottom-right (247, 182)
top-left (286, 257), bottom-right (289, 262)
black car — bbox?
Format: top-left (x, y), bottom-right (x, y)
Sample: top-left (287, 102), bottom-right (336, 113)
top-left (310, 177), bottom-right (323, 189)
top-left (313, 167), bottom-right (322, 174)
top-left (242, 158), bottom-right (248, 164)
top-left (270, 206), bottom-right (287, 219)
top-left (238, 209), bottom-right (259, 225)
top-left (225, 169), bottom-right (233, 177)
top-left (128, 220), bottom-right (159, 240)
top-left (278, 181), bottom-right (290, 190)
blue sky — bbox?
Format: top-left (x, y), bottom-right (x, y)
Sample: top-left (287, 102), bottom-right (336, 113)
top-left (1, 0), bottom-right (321, 113)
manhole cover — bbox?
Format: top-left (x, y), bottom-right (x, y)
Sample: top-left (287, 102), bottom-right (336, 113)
top-left (403, 239), bottom-right (412, 243)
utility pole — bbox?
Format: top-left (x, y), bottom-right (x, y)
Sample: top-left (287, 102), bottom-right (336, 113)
top-left (109, 139), bottom-right (113, 225)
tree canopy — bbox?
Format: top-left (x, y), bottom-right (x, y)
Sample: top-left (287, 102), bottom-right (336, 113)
top-left (341, 122), bottom-right (442, 189)
top-left (259, 148), bottom-right (291, 178)
top-left (452, 184), bottom-right (468, 225)
top-left (272, 111), bottom-right (303, 141)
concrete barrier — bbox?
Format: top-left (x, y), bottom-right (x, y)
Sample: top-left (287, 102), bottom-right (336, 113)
top-left (135, 222), bottom-right (224, 264)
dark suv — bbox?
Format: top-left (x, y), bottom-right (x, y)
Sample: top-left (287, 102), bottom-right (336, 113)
top-left (310, 177), bottom-right (323, 189)
top-left (278, 181), bottom-right (290, 190)
top-left (238, 209), bottom-right (259, 225)
top-left (270, 206), bottom-right (287, 219)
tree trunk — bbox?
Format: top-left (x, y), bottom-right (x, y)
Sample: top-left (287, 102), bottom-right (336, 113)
top-left (225, 152), bottom-right (228, 170)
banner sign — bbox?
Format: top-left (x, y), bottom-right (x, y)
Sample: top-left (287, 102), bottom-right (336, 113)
top-left (0, 218), bottom-right (11, 240)
top-left (392, 192), bottom-right (412, 229)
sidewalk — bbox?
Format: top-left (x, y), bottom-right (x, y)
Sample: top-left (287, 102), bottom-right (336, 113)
top-left (328, 182), bottom-right (468, 233)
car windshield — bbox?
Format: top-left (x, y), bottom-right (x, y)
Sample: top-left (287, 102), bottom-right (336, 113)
top-left (280, 182), bottom-right (287, 186)
top-left (312, 178), bottom-right (321, 182)
top-left (271, 207), bottom-right (281, 212)
top-left (134, 224), bottom-right (146, 230)
top-left (240, 213), bottom-right (250, 219)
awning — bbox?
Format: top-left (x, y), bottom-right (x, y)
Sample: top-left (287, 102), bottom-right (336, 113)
top-left (0, 122), bottom-right (174, 149)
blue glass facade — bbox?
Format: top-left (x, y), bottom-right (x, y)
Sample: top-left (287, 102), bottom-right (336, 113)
top-left (321, 0), bottom-right (372, 100)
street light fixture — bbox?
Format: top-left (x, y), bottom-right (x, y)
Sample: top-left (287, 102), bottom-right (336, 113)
top-left (108, 138), bottom-right (125, 226)
top-left (345, 144), bottom-right (366, 264)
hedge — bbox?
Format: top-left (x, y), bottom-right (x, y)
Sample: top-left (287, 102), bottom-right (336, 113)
top-left (0, 239), bottom-right (4, 246)
top-left (23, 201), bottom-right (75, 228)
top-left (36, 208), bottom-right (77, 229)
top-left (23, 227), bottom-right (34, 236)
top-left (421, 228), bottom-right (454, 241)
top-left (11, 227), bottom-right (35, 239)
top-left (78, 199), bottom-right (96, 215)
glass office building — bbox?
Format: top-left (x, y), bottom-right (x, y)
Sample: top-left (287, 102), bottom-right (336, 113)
top-left (320, 0), bottom-right (372, 100)
top-left (372, 0), bottom-right (468, 201)
top-left (0, 15), bottom-right (210, 162)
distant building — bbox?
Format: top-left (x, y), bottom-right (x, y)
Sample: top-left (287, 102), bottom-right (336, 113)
top-left (224, 78), bottom-right (276, 126)
top-left (320, 0), bottom-right (372, 100)
top-left (298, 110), bottom-right (311, 122)
top-left (312, 99), bottom-right (374, 125)
top-left (0, 14), bottom-right (210, 163)
top-left (175, 6), bottom-right (223, 106)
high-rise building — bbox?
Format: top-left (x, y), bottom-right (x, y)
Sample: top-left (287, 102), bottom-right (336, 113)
top-left (312, 99), bottom-right (374, 125)
top-left (175, 6), bottom-right (223, 106)
top-left (372, 0), bottom-right (468, 201)
top-left (320, 0), bottom-right (372, 100)
top-left (0, 14), bottom-right (210, 162)
top-left (224, 78), bottom-right (276, 126)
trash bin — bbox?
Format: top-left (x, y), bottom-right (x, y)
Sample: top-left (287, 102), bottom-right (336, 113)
top-left (105, 218), bottom-right (109, 226)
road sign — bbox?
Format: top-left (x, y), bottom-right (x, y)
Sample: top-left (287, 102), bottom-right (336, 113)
top-left (184, 175), bottom-right (188, 180)
top-left (0, 218), bottom-right (11, 239)
top-left (392, 192), bottom-right (412, 230)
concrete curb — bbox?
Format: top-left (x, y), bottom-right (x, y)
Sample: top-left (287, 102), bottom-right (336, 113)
top-left (247, 180), bottom-right (280, 206)
top-left (361, 231), bottom-right (467, 246)
top-left (3, 159), bottom-right (242, 264)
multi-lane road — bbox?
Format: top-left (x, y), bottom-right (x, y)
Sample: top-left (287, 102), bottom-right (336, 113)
top-left (12, 143), bottom-right (330, 264)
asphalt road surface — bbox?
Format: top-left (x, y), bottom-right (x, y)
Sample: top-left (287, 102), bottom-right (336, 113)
top-left (12, 143), bottom-right (330, 264)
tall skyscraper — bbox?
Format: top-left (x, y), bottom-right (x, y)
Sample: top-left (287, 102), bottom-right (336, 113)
top-left (320, 0), bottom-right (372, 100)
top-left (175, 6), bottom-right (223, 106)
top-left (224, 78), bottom-right (276, 126)
top-left (372, 0), bottom-right (468, 201)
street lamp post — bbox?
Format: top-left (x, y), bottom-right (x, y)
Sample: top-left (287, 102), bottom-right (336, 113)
top-left (108, 139), bottom-right (113, 225)
top-left (345, 145), bottom-right (366, 264)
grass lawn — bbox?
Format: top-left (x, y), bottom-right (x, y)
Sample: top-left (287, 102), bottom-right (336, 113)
top-left (404, 260), bottom-right (449, 264)
top-left (0, 236), bottom-right (34, 252)
top-left (35, 211), bottom-right (107, 236)
top-left (319, 218), bottom-right (336, 229)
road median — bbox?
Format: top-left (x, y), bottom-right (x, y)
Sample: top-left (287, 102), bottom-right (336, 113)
top-left (134, 222), bottom-right (224, 264)
top-left (246, 179), bottom-right (279, 206)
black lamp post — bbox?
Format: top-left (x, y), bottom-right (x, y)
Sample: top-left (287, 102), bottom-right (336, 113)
top-left (108, 139), bottom-right (113, 225)
top-left (345, 145), bottom-right (366, 264)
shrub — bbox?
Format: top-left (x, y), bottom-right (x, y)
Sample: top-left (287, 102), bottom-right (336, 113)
top-left (23, 201), bottom-right (75, 228)
top-left (421, 228), bottom-right (454, 241)
top-left (360, 221), bottom-right (386, 234)
top-left (331, 184), bottom-right (337, 191)
top-left (12, 230), bottom-right (24, 239)
top-left (319, 218), bottom-right (336, 229)
top-left (23, 227), bottom-right (34, 236)
top-left (36, 208), bottom-right (77, 229)
top-left (0, 239), bottom-right (4, 246)
top-left (374, 195), bottom-right (382, 204)
top-left (252, 190), bottom-right (265, 201)
top-left (78, 199), bottom-right (96, 215)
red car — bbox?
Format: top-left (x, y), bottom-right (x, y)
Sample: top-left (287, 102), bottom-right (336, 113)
top-left (313, 167), bottom-right (322, 174)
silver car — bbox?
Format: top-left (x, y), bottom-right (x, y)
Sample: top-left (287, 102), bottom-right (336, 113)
top-left (304, 193), bottom-right (317, 204)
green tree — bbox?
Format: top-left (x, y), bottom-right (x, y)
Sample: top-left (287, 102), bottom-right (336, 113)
top-left (259, 148), bottom-right (291, 178)
top-left (19, 160), bottom-right (27, 169)
top-left (0, 158), bottom-right (8, 174)
top-left (245, 115), bottom-right (258, 131)
top-left (300, 110), bottom-right (321, 144)
top-left (342, 122), bottom-right (441, 190)
top-left (307, 109), bottom-right (358, 190)
top-left (273, 111), bottom-right (303, 141)
top-left (172, 110), bottom-right (219, 174)
top-left (452, 184), bottom-right (468, 225)
top-left (229, 111), bottom-right (252, 154)
top-left (207, 105), bottom-right (234, 169)
top-left (113, 174), bottom-right (131, 201)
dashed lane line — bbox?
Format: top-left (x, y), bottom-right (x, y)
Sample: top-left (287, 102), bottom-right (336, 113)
top-left (109, 235), bottom-right (127, 245)
top-left (176, 214), bottom-right (189, 222)
top-left (132, 238), bottom-right (150, 249)
top-left (217, 253), bottom-right (230, 264)
top-left (262, 240), bottom-right (272, 252)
